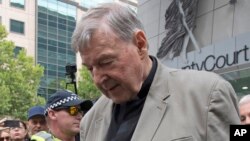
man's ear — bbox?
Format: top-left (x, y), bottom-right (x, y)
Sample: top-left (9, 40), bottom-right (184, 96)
top-left (48, 110), bottom-right (57, 120)
top-left (134, 30), bottom-right (147, 50)
top-left (133, 30), bottom-right (148, 56)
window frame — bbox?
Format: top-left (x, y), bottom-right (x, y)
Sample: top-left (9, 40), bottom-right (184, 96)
top-left (10, 19), bottom-right (25, 34)
top-left (10, 0), bottom-right (25, 9)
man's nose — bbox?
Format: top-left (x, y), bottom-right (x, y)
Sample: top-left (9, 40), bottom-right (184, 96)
top-left (36, 123), bottom-right (42, 127)
top-left (92, 67), bottom-right (105, 84)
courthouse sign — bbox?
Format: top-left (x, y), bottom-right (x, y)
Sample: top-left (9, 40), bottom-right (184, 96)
top-left (178, 32), bottom-right (250, 71)
top-left (182, 45), bottom-right (249, 71)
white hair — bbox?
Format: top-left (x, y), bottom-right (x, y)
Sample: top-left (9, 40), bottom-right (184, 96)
top-left (239, 94), bottom-right (250, 106)
top-left (71, 3), bottom-right (145, 53)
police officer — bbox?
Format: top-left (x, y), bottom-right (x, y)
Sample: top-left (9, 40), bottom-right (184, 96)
top-left (31, 91), bottom-right (93, 141)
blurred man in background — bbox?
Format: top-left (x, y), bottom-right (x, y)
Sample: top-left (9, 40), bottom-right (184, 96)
top-left (239, 94), bottom-right (250, 125)
top-left (27, 106), bottom-right (48, 136)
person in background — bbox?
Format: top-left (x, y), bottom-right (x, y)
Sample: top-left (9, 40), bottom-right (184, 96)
top-left (0, 118), bottom-right (10, 141)
top-left (0, 128), bottom-right (10, 141)
top-left (9, 120), bottom-right (28, 141)
top-left (239, 94), bottom-right (250, 125)
top-left (71, 3), bottom-right (240, 141)
top-left (27, 106), bottom-right (48, 136)
top-left (32, 90), bottom-right (92, 141)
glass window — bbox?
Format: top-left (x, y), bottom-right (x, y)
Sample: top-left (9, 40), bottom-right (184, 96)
top-left (38, 48), bottom-right (47, 56)
top-left (38, 55), bottom-right (47, 62)
top-left (38, 37), bottom-right (47, 44)
top-left (58, 1), bottom-right (67, 16)
top-left (38, 24), bottom-right (47, 31)
top-left (58, 59), bottom-right (65, 66)
top-left (38, 18), bottom-right (47, 25)
top-left (38, 6), bottom-right (48, 13)
top-left (38, 30), bottom-right (47, 38)
top-left (58, 42), bottom-right (66, 48)
top-left (48, 0), bottom-right (57, 12)
top-left (38, 12), bottom-right (47, 19)
top-left (58, 35), bottom-right (66, 41)
top-left (58, 48), bottom-right (66, 54)
top-left (57, 66), bottom-right (65, 73)
top-left (58, 29), bottom-right (66, 36)
top-left (38, 0), bottom-right (48, 9)
top-left (48, 39), bottom-right (57, 46)
top-left (48, 64), bottom-right (57, 71)
top-left (48, 50), bottom-right (57, 58)
top-left (48, 57), bottom-right (57, 64)
top-left (57, 53), bottom-right (66, 60)
top-left (58, 18), bottom-right (66, 25)
top-left (48, 21), bottom-right (57, 28)
top-left (67, 4), bottom-right (76, 21)
top-left (14, 46), bottom-right (23, 56)
top-left (58, 23), bottom-right (66, 30)
top-left (221, 68), bottom-right (250, 98)
top-left (67, 26), bottom-right (75, 32)
top-left (48, 26), bottom-right (57, 34)
top-left (10, 19), bottom-right (24, 34)
top-left (10, 0), bottom-right (25, 9)
top-left (48, 70), bottom-right (57, 76)
top-left (38, 43), bottom-right (47, 50)
top-left (68, 20), bottom-right (76, 27)
top-left (58, 72), bottom-right (65, 78)
top-left (48, 45), bottom-right (57, 51)
top-left (48, 15), bottom-right (57, 22)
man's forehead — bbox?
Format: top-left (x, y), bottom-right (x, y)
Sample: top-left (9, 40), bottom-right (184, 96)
top-left (81, 46), bottom-right (116, 65)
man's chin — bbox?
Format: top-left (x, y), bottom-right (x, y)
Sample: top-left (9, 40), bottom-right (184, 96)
top-left (111, 97), bottom-right (127, 104)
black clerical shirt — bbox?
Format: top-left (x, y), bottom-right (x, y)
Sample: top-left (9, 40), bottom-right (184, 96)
top-left (105, 56), bottom-right (157, 141)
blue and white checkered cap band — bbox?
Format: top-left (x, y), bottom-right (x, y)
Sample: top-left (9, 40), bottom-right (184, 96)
top-left (45, 95), bottom-right (79, 114)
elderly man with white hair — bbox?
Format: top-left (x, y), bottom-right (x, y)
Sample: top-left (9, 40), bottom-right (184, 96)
top-left (239, 94), bottom-right (250, 125)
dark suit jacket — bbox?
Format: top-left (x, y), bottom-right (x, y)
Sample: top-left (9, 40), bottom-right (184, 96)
top-left (80, 59), bottom-right (240, 141)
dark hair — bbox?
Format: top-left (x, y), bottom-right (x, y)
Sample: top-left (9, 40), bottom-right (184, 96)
top-left (19, 120), bottom-right (27, 130)
top-left (19, 120), bottom-right (29, 140)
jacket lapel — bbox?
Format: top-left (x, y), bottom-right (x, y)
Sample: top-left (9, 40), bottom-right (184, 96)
top-left (131, 60), bottom-right (172, 141)
top-left (93, 97), bottom-right (113, 141)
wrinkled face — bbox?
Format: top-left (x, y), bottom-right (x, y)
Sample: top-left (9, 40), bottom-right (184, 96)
top-left (80, 28), bottom-right (148, 104)
top-left (48, 105), bottom-right (83, 136)
top-left (28, 116), bottom-right (47, 135)
top-left (239, 102), bottom-right (250, 125)
top-left (9, 122), bottom-right (27, 140)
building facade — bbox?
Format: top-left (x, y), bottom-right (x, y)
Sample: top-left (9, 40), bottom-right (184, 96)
top-left (138, 0), bottom-right (250, 98)
top-left (0, 0), bottom-right (137, 99)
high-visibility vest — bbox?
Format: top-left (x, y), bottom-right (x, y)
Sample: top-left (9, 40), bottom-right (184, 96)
top-left (30, 131), bottom-right (61, 141)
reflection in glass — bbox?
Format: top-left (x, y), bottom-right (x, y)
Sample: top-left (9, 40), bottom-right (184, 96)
top-left (221, 68), bottom-right (250, 98)
top-left (10, 0), bottom-right (25, 9)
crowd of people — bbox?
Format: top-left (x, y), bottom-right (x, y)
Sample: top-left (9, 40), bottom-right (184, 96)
top-left (1, 2), bottom-right (250, 141)
top-left (0, 90), bottom-right (93, 141)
